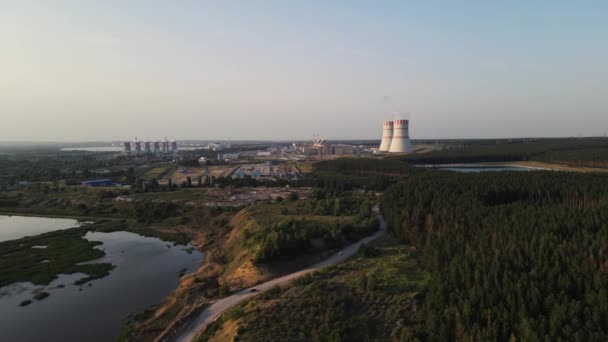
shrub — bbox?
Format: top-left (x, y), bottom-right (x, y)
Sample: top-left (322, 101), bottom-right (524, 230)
top-left (224, 306), bottom-right (244, 321)
top-left (33, 292), bottom-right (50, 301)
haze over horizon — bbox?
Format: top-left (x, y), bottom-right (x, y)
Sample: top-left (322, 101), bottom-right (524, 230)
top-left (2, 1), bottom-right (608, 142)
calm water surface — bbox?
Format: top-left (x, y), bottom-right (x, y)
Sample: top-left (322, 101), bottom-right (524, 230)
top-left (421, 165), bottom-right (539, 173)
top-left (0, 229), bottom-right (202, 342)
top-left (61, 146), bottom-right (122, 152)
top-left (0, 215), bottom-right (82, 242)
top-left (439, 166), bottom-right (534, 172)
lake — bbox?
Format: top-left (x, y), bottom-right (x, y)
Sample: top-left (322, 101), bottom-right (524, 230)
top-left (0, 215), bottom-right (82, 242)
top-left (0, 227), bottom-right (202, 342)
top-left (421, 164), bottom-right (541, 173)
top-left (61, 146), bottom-right (123, 152)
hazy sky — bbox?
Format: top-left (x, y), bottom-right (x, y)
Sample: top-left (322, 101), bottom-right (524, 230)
top-left (2, 1), bottom-right (608, 141)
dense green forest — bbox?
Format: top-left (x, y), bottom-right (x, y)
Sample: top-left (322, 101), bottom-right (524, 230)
top-left (243, 190), bottom-right (378, 264)
top-left (401, 138), bottom-right (608, 167)
top-left (381, 171), bottom-right (608, 340)
top-left (309, 158), bottom-right (416, 193)
top-left (252, 215), bottom-right (379, 264)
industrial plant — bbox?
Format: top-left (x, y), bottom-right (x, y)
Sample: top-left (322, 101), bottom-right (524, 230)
top-left (379, 117), bottom-right (413, 153)
top-left (122, 138), bottom-right (178, 155)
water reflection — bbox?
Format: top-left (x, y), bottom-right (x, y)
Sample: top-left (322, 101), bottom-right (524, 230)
top-left (0, 215), bottom-right (81, 242)
top-left (0, 231), bottom-right (202, 342)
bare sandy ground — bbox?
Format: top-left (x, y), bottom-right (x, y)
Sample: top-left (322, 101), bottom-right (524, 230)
top-left (505, 161), bottom-right (608, 173)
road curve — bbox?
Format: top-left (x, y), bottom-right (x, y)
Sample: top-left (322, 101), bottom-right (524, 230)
top-left (169, 205), bottom-right (387, 342)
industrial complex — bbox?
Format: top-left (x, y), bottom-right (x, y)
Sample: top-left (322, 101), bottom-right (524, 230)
top-left (72, 116), bottom-right (416, 188)
top-left (123, 138), bottom-right (178, 155)
top-left (379, 117), bottom-right (413, 153)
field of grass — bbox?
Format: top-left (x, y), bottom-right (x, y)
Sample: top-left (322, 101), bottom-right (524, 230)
top-left (131, 189), bottom-right (209, 201)
top-left (162, 165), bottom-right (232, 184)
top-left (201, 235), bottom-right (427, 341)
top-left (142, 165), bottom-right (173, 179)
top-left (244, 201), bottom-right (357, 226)
top-left (294, 161), bottom-right (314, 174)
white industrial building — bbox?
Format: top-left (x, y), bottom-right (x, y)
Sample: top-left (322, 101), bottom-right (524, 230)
top-left (378, 116), bottom-right (413, 153)
top-left (379, 120), bottom-right (394, 152)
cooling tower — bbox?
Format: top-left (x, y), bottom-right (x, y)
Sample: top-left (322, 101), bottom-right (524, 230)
top-left (379, 120), bottom-right (394, 152)
top-left (144, 141), bottom-right (151, 154)
top-left (388, 119), bottom-right (413, 153)
top-left (153, 141), bottom-right (160, 153)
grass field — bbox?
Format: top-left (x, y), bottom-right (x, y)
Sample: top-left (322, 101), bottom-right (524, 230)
top-left (293, 161), bottom-right (313, 174)
top-left (244, 200), bottom-right (357, 226)
top-left (130, 189), bottom-right (210, 201)
top-left (162, 165), bottom-right (233, 184)
top-left (143, 165), bottom-right (173, 179)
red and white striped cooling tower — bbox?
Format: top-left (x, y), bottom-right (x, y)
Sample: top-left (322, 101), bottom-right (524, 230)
top-left (388, 119), bottom-right (413, 153)
top-left (379, 120), bottom-right (394, 152)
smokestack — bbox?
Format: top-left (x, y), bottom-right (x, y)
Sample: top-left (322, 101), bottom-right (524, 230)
top-left (388, 119), bottom-right (413, 153)
top-left (379, 120), bottom-right (394, 152)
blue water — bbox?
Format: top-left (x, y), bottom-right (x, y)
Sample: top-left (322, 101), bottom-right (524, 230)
top-left (438, 166), bottom-right (534, 173)
top-left (419, 164), bottom-right (540, 173)
top-left (0, 215), bottom-right (82, 242)
top-left (0, 229), bottom-right (202, 342)
top-left (61, 147), bottom-right (122, 152)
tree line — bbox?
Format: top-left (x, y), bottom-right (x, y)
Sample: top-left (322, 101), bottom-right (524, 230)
top-left (400, 138), bottom-right (608, 167)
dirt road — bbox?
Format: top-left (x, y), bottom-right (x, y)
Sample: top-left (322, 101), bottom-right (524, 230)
top-left (168, 205), bottom-right (387, 342)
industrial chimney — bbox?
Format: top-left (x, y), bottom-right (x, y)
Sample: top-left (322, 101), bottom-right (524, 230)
top-left (388, 119), bottom-right (413, 153)
top-left (134, 140), bottom-right (142, 155)
top-left (379, 120), bottom-right (394, 152)
top-left (123, 142), bottom-right (131, 154)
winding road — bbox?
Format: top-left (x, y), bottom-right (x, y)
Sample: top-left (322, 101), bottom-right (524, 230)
top-left (168, 205), bottom-right (387, 342)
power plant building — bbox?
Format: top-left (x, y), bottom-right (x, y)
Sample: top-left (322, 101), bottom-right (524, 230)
top-left (379, 121), bottom-right (394, 152)
top-left (388, 119), bottom-right (413, 153)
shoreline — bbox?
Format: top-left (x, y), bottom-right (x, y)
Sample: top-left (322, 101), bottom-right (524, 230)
top-left (416, 161), bottom-right (608, 173)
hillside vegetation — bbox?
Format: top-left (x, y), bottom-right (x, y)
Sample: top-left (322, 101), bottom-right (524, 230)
top-left (199, 158), bottom-right (608, 342)
top-left (122, 190), bottom-right (379, 341)
top-left (201, 236), bottom-right (427, 342)
top-left (219, 191), bottom-right (378, 290)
